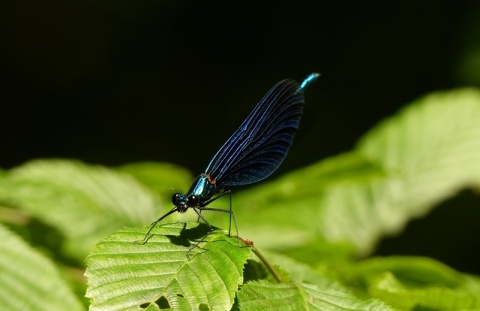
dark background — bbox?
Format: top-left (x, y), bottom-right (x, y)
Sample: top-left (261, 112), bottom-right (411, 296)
top-left (1, 1), bottom-right (480, 273)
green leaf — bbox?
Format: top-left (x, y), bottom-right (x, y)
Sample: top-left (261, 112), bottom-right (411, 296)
top-left (0, 159), bottom-right (161, 260)
top-left (237, 280), bottom-right (393, 311)
top-left (368, 272), bottom-right (480, 310)
top-left (356, 256), bottom-right (468, 288)
top-left (85, 222), bottom-right (251, 311)
top-left (315, 88), bottom-right (480, 255)
top-left (352, 256), bottom-right (480, 310)
top-left (0, 224), bottom-right (84, 311)
top-left (358, 88), bottom-right (480, 185)
top-left (356, 89), bottom-right (480, 245)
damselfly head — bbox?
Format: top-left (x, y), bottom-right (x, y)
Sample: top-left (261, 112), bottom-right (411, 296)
top-left (172, 193), bottom-right (199, 212)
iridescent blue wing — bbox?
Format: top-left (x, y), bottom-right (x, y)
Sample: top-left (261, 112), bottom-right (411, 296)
top-left (205, 73), bottom-right (318, 187)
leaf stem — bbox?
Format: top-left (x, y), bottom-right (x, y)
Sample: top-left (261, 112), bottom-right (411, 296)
top-left (237, 236), bottom-right (282, 283)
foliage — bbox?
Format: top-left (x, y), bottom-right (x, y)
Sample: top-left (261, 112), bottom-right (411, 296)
top-left (86, 224), bottom-right (251, 310)
top-left (1, 88), bottom-right (480, 310)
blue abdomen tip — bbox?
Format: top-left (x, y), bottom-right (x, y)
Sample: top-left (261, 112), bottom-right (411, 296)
top-left (300, 72), bottom-right (320, 90)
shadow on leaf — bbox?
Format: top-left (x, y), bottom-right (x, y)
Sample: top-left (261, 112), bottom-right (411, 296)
top-left (165, 222), bottom-right (211, 246)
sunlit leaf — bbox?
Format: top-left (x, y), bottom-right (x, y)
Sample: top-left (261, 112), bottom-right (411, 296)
top-left (238, 280), bottom-right (393, 311)
top-left (368, 272), bottom-right (480, 310)
top-left (0, 159), bottom-right (161, 259)
top-left (86, 222), bottom-right (251, 311)
top-left (342, 256), bottom-right (480, 310)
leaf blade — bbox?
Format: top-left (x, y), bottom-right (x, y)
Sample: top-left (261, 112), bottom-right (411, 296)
top-left (86, 222), bottom-right (251, 311)
top-left (0, 159), bottom-right (161, 260)
top-left (238, 280), bottom-right (393, 311)
top-left (0, 224), bottom-right (84, 311)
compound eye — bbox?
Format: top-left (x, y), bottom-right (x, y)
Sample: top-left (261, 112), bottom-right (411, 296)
top-left (172, 193), bottom-right (180, 205)
top-left (188, 195), bottom-right (199, 206)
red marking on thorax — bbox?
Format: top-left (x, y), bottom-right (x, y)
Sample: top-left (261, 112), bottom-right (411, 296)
top-left (204, 173), bottom-right (217, 185)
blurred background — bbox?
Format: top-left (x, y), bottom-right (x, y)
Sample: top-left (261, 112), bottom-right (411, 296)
top-left (1, 1), bottom-right (480, 272)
